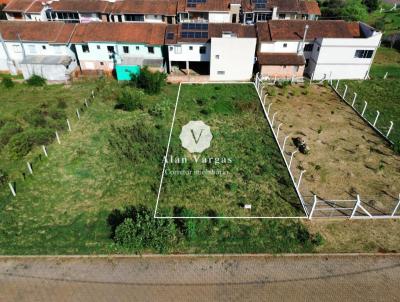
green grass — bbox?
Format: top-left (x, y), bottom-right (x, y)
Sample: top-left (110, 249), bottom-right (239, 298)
top-left (158, 84), bottom-right (303, 217)
top-left (365, 10), bottom-right (400, 35)
top-left (370, 47), bottom-right (400, 79)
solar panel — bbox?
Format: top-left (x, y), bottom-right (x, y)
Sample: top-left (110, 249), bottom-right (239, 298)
top-left (182, 23), bottom-right (208, 30)
top-left (181, 31), bottom-right (208, 39)
top-left (166, 32), bottom-right (174, 39)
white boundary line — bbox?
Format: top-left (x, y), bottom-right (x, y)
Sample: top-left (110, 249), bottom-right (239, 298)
top-left (154, 82), bottom-right (307, 219)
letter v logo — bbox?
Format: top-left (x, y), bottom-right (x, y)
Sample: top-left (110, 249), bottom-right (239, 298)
top-left (191, 129), bottom-right (204, 144)
top-left (179, 121), bottom-right (213, 153)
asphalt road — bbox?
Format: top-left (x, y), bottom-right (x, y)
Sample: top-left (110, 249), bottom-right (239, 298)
top-left (0, 254), bottom-right (399, 302)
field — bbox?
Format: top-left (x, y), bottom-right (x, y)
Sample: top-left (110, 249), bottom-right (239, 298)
top-left (157, 84), bottom-right (303, 218)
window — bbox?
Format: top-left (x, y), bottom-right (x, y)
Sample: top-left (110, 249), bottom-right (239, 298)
top-left (28, 45), bottom-right (37, 54)
top-left (354, 50), bottom-right (373, 58)
top-left (257, 13), bottom-right (270, 22)
top-left (12, 45), bottom-right (22, 53)
top-left (169, 46), bottom-right (173, 51)
top-left (189, 46), bottom-right (193, 50)
top-left (42, 45), bottom-right (46, 50)
top-left (279, 14), bottom-right (285, 19)
top-left (136, 46), bottom-right (140, 50)
top-left (125, 14), bottom-right (144, 22)
top-left (123, 46), bottom-right (129, 54)
top-left (148, 46), bottom-right (154, 54)
top-left (100, 62), bottom-right (104, 66)
top-left (283, 43), bottom-right (287, 48)
top-left (82, 45), bottom-right (90, 53)
top-left (217, 71), bottom-right (225, 75)
top-left (199, 46), bottom-right (206, 54)
top-left (174, 46), bottom-right (182, 54)
top-left (304, 44), bottom-right (313, 52)
top-left (97, 45), bottom-right (101, 50)
top-left (215, 55), bottom-right (220, 59)
top-left (317, 46), bottom-right (320, 52)
top-left (107, 46), bottom-right (115, 53)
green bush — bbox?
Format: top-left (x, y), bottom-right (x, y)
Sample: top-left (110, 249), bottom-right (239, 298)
top-left (23, 108), bottom-right (47, 128)
top-left (0, 121), bottom-right (22, 148)
top-left (114, 88), bottom-right (144, 111)
top-left (8, 128), bottom-right (53, 157)
top-left (131, 66), bottom-right (167, 95)
top-left (1, 77), bottom-right (14, 88)
top-left (0, 169), bottom-right (8, 186)
top-left (26, 75), bottom-right (46, 86)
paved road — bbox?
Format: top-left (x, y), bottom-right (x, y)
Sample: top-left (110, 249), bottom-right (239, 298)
top-left (0, 254), bottom-right (399, 302)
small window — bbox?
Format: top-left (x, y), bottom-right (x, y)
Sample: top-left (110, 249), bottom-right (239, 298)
top-left (97, 45), bottom-right (101, 49)
top-left (279, 14), bottom-right (285, 19)
top-left (199, 46), bottom-right (206, 54)
top-left (123, 46), bottom-right (129, 54)
top-left (189, 46), bottom-right (193, 50)
top-left (136, 46), bottom-right (140, 50)
top-left (215, 55), bottom-right (220, 59)
top-left (283, 43), bottom-right (287, 48)
top-left (148, 46), bottom-right (154, 54)
top-left (42, 45), bottom-right (46, 50)
top-left (354, 49), bottom-right (373, 58)
top-left (304, 44), bottom-right (313, 52)
top-left (12, 45), bottom-right (22, 53)
top-left (82, 45), bottom-right (90, 53)
top-left (317, 46), bottom-right (320, 52)
top-left (107, 46), bottom-right (114, 53)
top-left (169, 46), bottom-right (173, 51)
top-left (174, 46), bottom-right (182, 54)
top-left (28, 45), bottom-right (37, 54)
top-left (100, 62), bottom-right (104, 66)
top-left (217, 71), bottom-right (225, 75)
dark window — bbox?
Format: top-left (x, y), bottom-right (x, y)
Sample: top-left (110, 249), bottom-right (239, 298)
top-left (304, 44), bottom-right (313, 52)
top-left (199, 46), bottom-right (206, 54)
top-left (42, 45), bottom-right (46, 50)
top-left (136, 46), bottom-right (140, 50)
top-left (279, 14), bottom-right (285, 19)
top-left (354, 50), bottom-right (373, 58)
top-left (123, 46), bottom-right (129, 54)
top-left (97, 45), bottom-right (101, 49)
top-left (166, 32), bottom-right (175, 40)
top-left (148, 46), bottom-right (154, 54)
top-left (107, 46), bottom-right (115, 53)
top-left (100, 62), bottom-right (104, 66)
top-left (189, 46), bottom-right (193, 50)
top-left (283, 43), bottom-right (287, 48)
top-left (125, 14), bottom-right (144, 22)
top-left (317, 46), bottom-right (320, 52)
top-left (82, 45), bottom-right (90, 53)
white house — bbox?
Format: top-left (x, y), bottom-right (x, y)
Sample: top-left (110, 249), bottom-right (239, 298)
top-left (176, 0), bottom-right (236, 23)
top-left (0, 21), bottom-right (78, 81)
top-left (256, 20), bottom-right (382, 80)
top-left (70, 22), bottom-right (166, 77)
top-left (165, 23), bottom-right (256, 81)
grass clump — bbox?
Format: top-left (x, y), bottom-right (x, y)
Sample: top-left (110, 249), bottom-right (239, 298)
top-left (131, 66), bottom-right (167, 95)
top-left (26, 75), bottom-right (46, 87)
top-left (1, 77), bottom-right (14, 88)
top-left (114, 88), bottom-right (144, 111)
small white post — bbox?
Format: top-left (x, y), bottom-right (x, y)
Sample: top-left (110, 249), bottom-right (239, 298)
top-left (361, 101), bottom-right (368, 117)
top-left (267, 103), bottom-right (272, 116)
top-left (384, 72), bottom-right (388, 80)
top-left (282, 135), bottom-right (289, 152)
top-left (309, 195), bottom-right (318, 219)
top-left (55, 131), bottom-right (61, 144)
top-left (84, 98), bottom-right (89, 107)
top-left (91, 90), bottom-right (94, 98)
top-left (352, 92), bottom-right (357, 107)
top-left (297, 170), bottom-right (306, 190)
top-left (373, 110), bottom-right (380, 127)
top-left (328, 72), bottom-right (332, 85)
top-left (273, 75), bottom-right (277, 84)
top-left (271, 111), bottom-right (278, 128)
top-left (76, 109), bottom-right (80, 120)
top-left (27, 162), bottom-right (33, 175)
top-left (42, 145), bottom-right (48, 157)
top-left (291, 76), bottom-right (294, 84)
top-left (263, 94), bottom-right (267, 106)
top-left (342, 84), bottom-right (348, 100)
top-left (311, 72), bottom-right (315, 82)
top-left (67, 119), bottom-right (72, 132)
top-left (8, 182), bottom-right (16, 197)
top-left (350, 195), bottom-right (361, 219)
top-left (335, 79), bottom-right (340, 90)
top-left (276, 123), bottom-right (283, 139)
top-left (392, 194), bottom-right (400, 217)
top-left (260, 86), bottom-right (264, 98)
top-left (289, 150), bottom-right (298, 169)
top-left (386, 121), bottom-right (394, 137)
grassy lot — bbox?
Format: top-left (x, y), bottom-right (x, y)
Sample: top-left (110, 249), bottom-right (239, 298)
top-left (365, 9), bottom-right (400, 35)
top-left (0, 80), bottom-right (319, 254)
top-left (158, 84), bottom-right (303, 217)
top-left (369, 47), bottom-right (400, 79)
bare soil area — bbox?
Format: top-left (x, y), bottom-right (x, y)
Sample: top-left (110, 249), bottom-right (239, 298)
top-left (266, 83), bottom-right (400, 216)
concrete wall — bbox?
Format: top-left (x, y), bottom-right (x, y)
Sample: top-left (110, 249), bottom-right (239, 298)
top-left (261, 65), bottom-right (304, 78)
top-left (168, 43), bottom-right (211, 62)
top-left (209, 12), bottom-right (231, 23)
top-left (21, 60), bottom-right (78, 81)
top-left (210, 37), bottom-right (256, 81)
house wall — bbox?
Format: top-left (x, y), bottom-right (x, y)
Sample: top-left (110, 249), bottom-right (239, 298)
top-left (307, 32), bottom-right (382, 80)
top-left (168, 43), bottom-right (211, 62)
top-left (260, 65), bottom-right (304, 78)
top-left (260, 41), bottom-right (300, 53)
top-left (209, 12), bottom-right (230, 23)
top-left (210, 37), bottom-right (256, 81)
top-left (144, 14), bottom-right (163, 23)
top-left (21, 60), bottom-right (78, 81)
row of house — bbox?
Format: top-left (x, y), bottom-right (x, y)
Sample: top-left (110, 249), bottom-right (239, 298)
top-left (2, 0), bottom-right (321, 24)
top-left (0, 20), bottom-right (382, 82)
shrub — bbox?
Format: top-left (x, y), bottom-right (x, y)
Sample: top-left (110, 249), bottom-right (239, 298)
top-left (26, 75), bottom-right (46, 86)
top-left (1, 77), bottom-right (14, 88)
top-left (0, 121), bottom-right (22, 148)
top-left (8, 128), bottom-right (53, 157)
top-left (114, 88), bottom-right (144, 111)
top-left (23, 108), bottom-right (47, 127)
top-left (0, 169), bottom-right (8, 186)
top-left (131, 66), bottom-right (167, 95)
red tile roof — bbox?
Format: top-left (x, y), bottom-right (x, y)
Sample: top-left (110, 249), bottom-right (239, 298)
top-left (177, 0), bottom-right (231, 12)
top-left (3, 0), bottom-right (35, 12)
top-left (299, 0), bottom-right (321, 15)
top-left (111, 0), bottom-right (177, 15)
top-left (257, 52), bottom-right (305, 65)
top-left (257, 20), bottom-right (354, 42)
top-left (242, 0), bottom-right (321, 14)
top-left (347, 22), bottom-right (361, 38)
top-left (0, 21), bottom-right (75, 43)
top-left (25, 0), bottom-right (43, 13)
top-left (71, 22), bottom-right (167, 45)
top-left (47, 0), bottom-right (110, 13)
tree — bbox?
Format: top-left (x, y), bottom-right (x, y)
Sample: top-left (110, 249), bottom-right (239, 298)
top-left (131, 66), bottom-right (167, 95)
top-left (362, 0), bottom-right (380, 12)
top-left (341, 0), bottom-right (368, 21)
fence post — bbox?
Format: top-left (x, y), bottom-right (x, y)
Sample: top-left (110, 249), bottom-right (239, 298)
top-left (55, 131), bottom-right (61, 144)
top-left (309, 195), bottom-right (318, 219)
top-left (361, 101), bottom-right (368, 117)
top-left (42, 145), bottom-right (48, 157)
top-left (76, 109), bottom-right (80, 120)
top-left (282, 135), bottom-right (289, 152)
top-left (297, 170), bottom-right (306, 190)
top-left (67, 119), bottom-right (72, 132)
top-left (289, 150), bottom-right (298, 169)
top-left (8, 182), bottom-right (16, 197)
top-left (392, 194), bottom-right (400, 217)
top-left (342, 84), bottom-right (348, 100)
top-left (328, 72), bottom-right (332, 85)
top-left (335, 79), bottom-right (340, 90)
top-left (350, 195), bottom-right (361, 219)
top-left (271, 112), bottom-right (278, 128)
top-left (91, 90), bottom-right (94, 98)
top-left (27, 162), bottom-right (33, 175)
top-left (384, 72), bottom-right (388, 80)
top-left (373, 111), bottom-right (380, 127)
top-left (267, 103), bottom-right (272, 117)
top-left (276, 123), bottom-right (283, 139)
top-left (352, 92), bottom-right (357, 107)
top-left (386, 121), bottom-right (394, 138)
top-left (263, 93), bottom-right (268, 106)
top-left (84, 98), bottom-right (89, 107)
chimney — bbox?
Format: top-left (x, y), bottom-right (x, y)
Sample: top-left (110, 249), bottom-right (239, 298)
top-left (298, 24), bottom-right (309, 55)
top-left (272, 7), bottom-right (278, 20)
